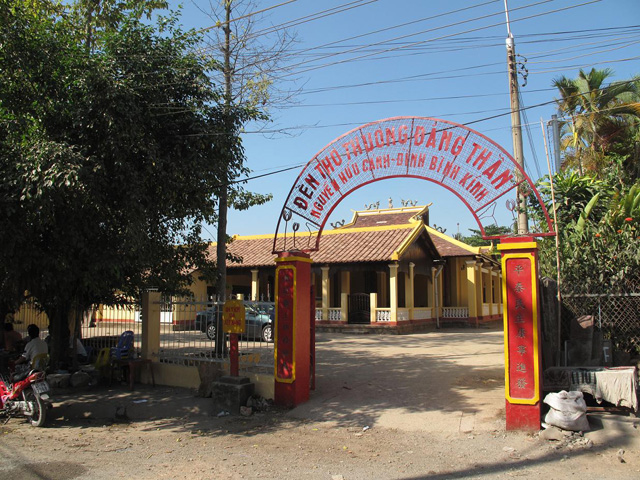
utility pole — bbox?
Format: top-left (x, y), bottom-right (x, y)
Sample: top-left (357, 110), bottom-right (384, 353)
top-left (504, 1), bottom-right (528, 234)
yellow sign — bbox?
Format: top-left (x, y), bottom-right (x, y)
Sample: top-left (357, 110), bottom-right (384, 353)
top-left (223, 300), bottom-right (246, 334)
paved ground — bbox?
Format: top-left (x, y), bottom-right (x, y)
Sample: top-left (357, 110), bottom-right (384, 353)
top-left (2, 327), bottom-right (640, 479)
top-left (296, 327), bottom-right (506, 433)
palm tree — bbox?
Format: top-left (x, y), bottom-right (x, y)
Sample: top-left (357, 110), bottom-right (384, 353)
top-left (552, 68), bottom-right (640, 175)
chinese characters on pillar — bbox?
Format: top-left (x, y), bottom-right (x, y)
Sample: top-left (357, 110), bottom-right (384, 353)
top-left (504, 258), bottom-right (537, 401)
top-left (276, 267), bottom-right (295, 382)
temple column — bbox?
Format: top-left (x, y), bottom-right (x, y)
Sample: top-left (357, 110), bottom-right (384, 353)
top-left (466, 260), bottom-right (478, 324)
top-left (340, 271), bottom-right (350, 323)
top-left (476, 262), bottom-right (484, 325)
top-left (487, 267), bottom-right (494, 317)
top-left (321, 266), bottom-right (330, 322)
top-left (406, 262), bottom-right (415, 320)
top-left (251, 269), bottom-right (259, 301)
top-left (429, 266), bottom-right (435, 315)
top-left (388, 263), bottom-right (399, 323)
top-left (370, 293), bottom-right (378, 323)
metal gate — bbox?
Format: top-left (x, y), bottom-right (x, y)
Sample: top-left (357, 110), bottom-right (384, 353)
top-left (348, 293), bottom-right (370, 324)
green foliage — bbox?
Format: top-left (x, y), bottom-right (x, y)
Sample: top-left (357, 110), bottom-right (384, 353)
top-left (552, 68), bottom-right (640, 177)
top-left (531, 170), bottom-right (640, 293)
top-left (461, 225), bottom-right (513, 247)
top-left (0, 0), bottom-right (263, 366)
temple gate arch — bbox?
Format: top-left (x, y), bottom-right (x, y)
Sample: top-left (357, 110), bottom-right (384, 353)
top-left (272, 117), bottom-right (554, 431)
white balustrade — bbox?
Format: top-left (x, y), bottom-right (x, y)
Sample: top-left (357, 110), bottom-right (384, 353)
top-left (442, 307), bottom-right (469, 318)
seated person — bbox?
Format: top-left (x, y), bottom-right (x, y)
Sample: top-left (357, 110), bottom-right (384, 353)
top-left (42, 325), bottom-right (89, 364)
top-left (72, 336), bottom-right (88, 363)
top-left (3, 323), bottom-right (24, 353)
top-left (14, 324), bottom-right (48, 371)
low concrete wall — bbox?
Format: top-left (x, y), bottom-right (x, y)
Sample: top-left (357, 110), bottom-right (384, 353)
top-left (140, 363), bottom-right (201, 389)
top-left (139, 362), bottom-right (274, 400)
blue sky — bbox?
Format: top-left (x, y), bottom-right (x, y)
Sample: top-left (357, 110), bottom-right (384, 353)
top-left (170, 0), bottom-right (640, 240)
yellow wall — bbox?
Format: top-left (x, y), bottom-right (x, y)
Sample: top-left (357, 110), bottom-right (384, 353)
top-left (140, 363), bottom-right (274, 399)
top-left (13, 302), bottom-right (49, 330)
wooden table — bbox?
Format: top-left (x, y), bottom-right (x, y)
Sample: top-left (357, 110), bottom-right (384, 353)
top-left (110, 358), bottom-right (155, 390)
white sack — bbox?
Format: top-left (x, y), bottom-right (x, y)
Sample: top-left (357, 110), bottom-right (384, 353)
top-left (543, 390), bottom-right (590, 431)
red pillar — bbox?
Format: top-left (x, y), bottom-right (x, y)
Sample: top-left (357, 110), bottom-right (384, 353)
top-left (274, 251), bottom-right (312, 407)
top-left (498, 237), bottom-right (543, 431)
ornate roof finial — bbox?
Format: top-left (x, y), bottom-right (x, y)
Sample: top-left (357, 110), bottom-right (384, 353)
top-left (388, 197), bottom-right (393, 209)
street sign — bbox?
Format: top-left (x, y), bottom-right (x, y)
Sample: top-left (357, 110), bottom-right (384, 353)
top-left (222, 299), bottom-right (246, 334)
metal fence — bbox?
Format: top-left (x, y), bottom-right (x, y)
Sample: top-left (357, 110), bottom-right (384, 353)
top-left (561, 293), bottom-right (640, 356)
top-left (558, 267), bottom-right (640, 358)
top-left (158, 297), bottom-right (275, 375)
top-left (80, 302), bottom-right (141, 357)
top-left (9, 295), bottom-right (275, 374)
top-left (10, 299), bottom-right (141, 359)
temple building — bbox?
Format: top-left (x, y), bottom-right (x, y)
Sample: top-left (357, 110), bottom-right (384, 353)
top-left (191, 204), bottom-right (503, 331)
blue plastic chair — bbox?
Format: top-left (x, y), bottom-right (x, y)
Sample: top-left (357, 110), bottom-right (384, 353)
top-left (110, 330), bottom-right (134, 360)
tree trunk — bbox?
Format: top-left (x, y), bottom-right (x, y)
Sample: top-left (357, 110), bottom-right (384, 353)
top-left (215, 1), bottom-right (233, 304)
top-left (46, 305), bottom-right (71, 371)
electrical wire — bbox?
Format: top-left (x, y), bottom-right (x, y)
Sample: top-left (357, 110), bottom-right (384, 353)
top-left (277, 0), bottom-right (561, 77)
top-left (518, 92), bottom-right (544, 179)
top-left (191, 0), bottom-right (299, 35)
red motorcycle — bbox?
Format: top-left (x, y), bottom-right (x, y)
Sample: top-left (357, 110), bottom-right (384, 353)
top-left (0, 369), bottom-right (51, 427)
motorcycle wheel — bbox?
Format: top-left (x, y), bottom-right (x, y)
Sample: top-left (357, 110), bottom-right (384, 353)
top-left (23, 387), bottom-right (46, 427)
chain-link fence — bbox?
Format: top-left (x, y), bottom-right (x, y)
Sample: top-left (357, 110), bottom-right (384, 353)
top-left (544, 267), bottom-right (640, 364)
top-left (561, 293), bottom-right (640, 358)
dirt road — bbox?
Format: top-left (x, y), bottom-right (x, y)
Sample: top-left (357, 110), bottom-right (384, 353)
top-left (2, 328), bottom-right (639, 479)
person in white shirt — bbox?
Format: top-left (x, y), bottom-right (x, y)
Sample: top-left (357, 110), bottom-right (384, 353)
top-left (15, 324), bottom-right (48, 368)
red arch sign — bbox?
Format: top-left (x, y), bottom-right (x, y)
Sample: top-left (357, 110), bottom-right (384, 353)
top-left (273, 116), bottom-right (553, 253)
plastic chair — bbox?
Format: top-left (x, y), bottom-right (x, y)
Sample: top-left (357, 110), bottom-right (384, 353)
top-left (94, 347), bottom-right (111, 368)
top-left (31, 353), bottom-right (49, 371)
top-left (93, 347), bottom-right (111, 381)
top-left (110, 330), bottom-right (134, 360)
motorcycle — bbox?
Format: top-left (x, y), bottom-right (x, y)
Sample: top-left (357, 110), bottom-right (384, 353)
top-left (0, 369), bottom-right (52, 427)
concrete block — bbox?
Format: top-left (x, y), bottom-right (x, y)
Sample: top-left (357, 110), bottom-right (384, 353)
top-left (47, 373), bottom-right (71, 388)
top-left (212, 376), bottom-right (255, 415)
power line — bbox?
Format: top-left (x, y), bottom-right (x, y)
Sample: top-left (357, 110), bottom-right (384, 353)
top-left (191, 0), bottom-right (299, 35)
top-left (278, 0), bottom-right (561, 77)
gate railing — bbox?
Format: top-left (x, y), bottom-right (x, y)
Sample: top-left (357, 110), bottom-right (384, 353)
top-left (156, 296), bottom-right (275, 374)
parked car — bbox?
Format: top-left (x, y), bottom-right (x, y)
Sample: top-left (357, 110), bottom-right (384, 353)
top-left (195, 305), bottom-right (273, 342)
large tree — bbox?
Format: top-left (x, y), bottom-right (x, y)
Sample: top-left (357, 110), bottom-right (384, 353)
top-left (196, 0), bottom-right (296, 302)
top-left (0, 0), bottom-right (254, 367)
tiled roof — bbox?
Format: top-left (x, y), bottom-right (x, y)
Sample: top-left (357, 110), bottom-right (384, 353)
top-left (215, 224), bottom-right (418, 268)
top-left (206, 206), bottom-right (480, 269)
top-left (341, 205), bottom-right (428, 229)
top-left (226, 236), bottom-right (275, 267)
top-left (426, 227), bottom-right (481, 257)
top-left (349, 211), bottom-right (420, 228)
top-left (312, 226), bottom-right (416, 264)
